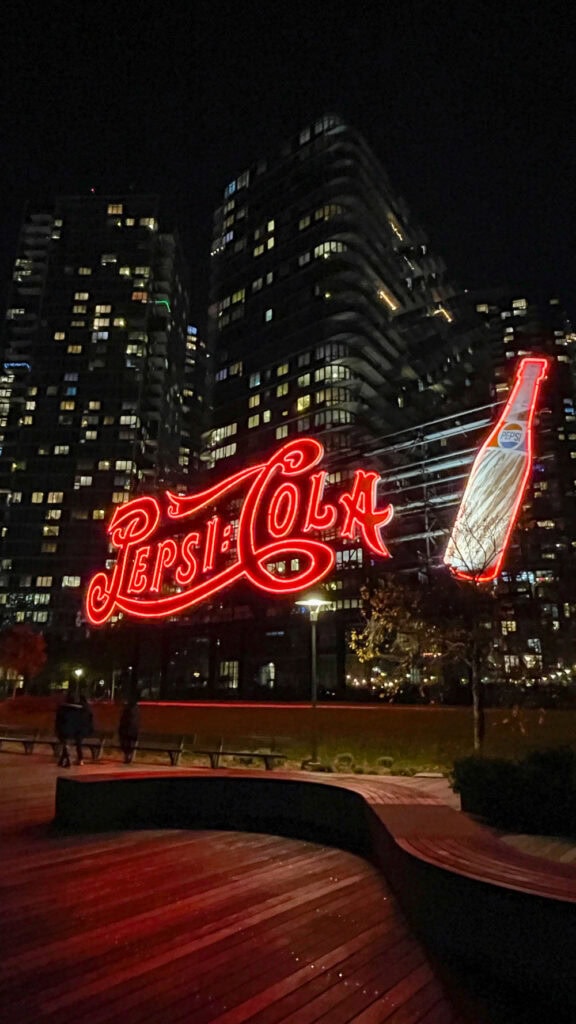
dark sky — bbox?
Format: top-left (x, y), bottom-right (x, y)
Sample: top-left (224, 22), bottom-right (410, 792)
top-left (1, 0), bottom-right (575, 317)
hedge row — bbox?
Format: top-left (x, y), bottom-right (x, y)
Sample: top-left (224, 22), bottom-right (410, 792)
top-left (452, 747), bottom-right (576, 836)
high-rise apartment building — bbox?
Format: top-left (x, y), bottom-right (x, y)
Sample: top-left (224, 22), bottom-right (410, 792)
top-left (0, 195), bottom-right (205, 636)
top-left (190, 115), bottom-right (486, 698)
top-left (205, 115), bottom-right (484, 471)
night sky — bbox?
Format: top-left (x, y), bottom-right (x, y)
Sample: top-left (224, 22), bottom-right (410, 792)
top-left (1, 0), bottom-right (575, 318)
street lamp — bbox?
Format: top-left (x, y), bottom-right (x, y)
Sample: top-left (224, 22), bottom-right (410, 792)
top-left (73, 667), bottom-right (84, 695)
top-left (296, 590), bottom-right (332, 764)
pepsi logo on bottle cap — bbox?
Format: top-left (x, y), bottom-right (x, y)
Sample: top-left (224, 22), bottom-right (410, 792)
top-left (498, 422), bottom-right (524, 449)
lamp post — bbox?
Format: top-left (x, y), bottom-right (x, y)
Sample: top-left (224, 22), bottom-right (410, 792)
top-left (296, 591), bottom-right (332, 763)
top-left (73, 667), bottom-right (84, 696)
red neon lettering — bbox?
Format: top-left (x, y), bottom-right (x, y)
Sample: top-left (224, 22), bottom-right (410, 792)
top-left (151, 539), bottom-right (178, 592)
top-left (175, 532), bottom-right (200, 586)
top-left (339, 470), bottom-right (394, 557)
top-left (202, 516), bottom-right (220, 573)
top-left (303, 472), bottom-right (337, 531)
top-left (128, 546), bottom-right (152, 594)
top-left (267, 482), bottom-right (300, 539)
top-left (84, 437), bottom-right (394, 625)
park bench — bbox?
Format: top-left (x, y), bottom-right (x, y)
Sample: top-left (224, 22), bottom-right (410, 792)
top-left (0, 727), bottom-right (39, 755)
top-left (34, 733), bottom-right (106, 762)
top-left (106, 732), bottom-right (185, 766)
top-left (187, 735), bottom-right (286, 771)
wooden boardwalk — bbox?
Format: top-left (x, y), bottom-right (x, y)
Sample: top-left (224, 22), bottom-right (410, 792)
top-left (0, 756), bottom-right (496, 1024)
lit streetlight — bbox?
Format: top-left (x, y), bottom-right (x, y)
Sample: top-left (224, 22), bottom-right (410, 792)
top-left (296, 590), bottom-right (332, 764)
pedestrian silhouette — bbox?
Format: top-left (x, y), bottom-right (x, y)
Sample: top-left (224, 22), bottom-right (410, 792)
top-left (118, 698), bottom-right (140, 764)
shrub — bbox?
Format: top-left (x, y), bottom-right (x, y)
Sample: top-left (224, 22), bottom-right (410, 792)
top-left (333, 752), bottom-right (355, 772)
top-left (452, 748), bottom-right (576, 836)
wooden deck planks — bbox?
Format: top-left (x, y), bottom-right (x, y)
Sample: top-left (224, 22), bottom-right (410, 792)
top-left (0, 757), bottom-right (492, 1023)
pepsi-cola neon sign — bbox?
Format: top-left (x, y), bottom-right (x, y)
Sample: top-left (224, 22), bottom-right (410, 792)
top-left (85, 437), bottom-right (393, 625)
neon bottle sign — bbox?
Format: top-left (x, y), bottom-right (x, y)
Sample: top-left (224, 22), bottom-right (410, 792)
top-left (444, 355), bottom-right (550, 582)
top-left (85, 437), bottom-right (394, 625)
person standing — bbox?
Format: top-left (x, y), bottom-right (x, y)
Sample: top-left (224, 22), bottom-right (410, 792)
top-left (118, 697), bottom-right (140, 764)
top-left (55, 694), bottom-right (82, 768)
top-left (75, 695), bottom-right (94, 766)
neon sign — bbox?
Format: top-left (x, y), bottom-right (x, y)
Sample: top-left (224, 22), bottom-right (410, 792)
top-left (85, 437), bottom-right (393, 625)
top-left (444, 356), bottom-right (550, 583)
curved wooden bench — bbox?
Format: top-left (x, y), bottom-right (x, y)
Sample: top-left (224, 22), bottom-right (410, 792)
top-left (54, 769), bottom-right (576, 1011)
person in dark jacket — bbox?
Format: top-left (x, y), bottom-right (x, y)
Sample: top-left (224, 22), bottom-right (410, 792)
top-left (55, 695), bottom-right (83, 768)
top-left (75, 696), bottom-right (94, 765)
top-left (118, 698), bottom-right (140, 764)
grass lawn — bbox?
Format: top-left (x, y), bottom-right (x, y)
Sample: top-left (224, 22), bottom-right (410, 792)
top-left (2, 698), bottom-right (575, 773)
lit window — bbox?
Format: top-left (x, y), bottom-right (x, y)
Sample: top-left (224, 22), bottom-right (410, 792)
top-left (209, 423), bottom-right (237, 444)
top-left (62, 576), bottom-right (81, 587)
top-left (48, 492), bottom-right (63, 504)
top-left (314, 241), bottom-right (346, 259)
top-left (252, 278), bottom-right (263, 292)
top-left (45, 509), bottom-right (61, 520)
top-left (264, 309), bottom-right (273, 322)
top-left (31, 492), bottom-right (44, 504)
top-left (54, 332), bottom-right (66, 340)
top-left (89, 401), bottom-right (101, 410)
top-left (277, 363), bottom-right (288, 376)
top-left (67, 345), bottom-right (82, 354)
top-left (107, 204), bottom-right (123, 215)
top-left (266, 238), bottom-right (274, 250)
top-left (299, 215), bottom-right (311, 230)
top-left (60, 400), bottom-right (75, 410)
top-left (276, 383), bottom-right (289, 397)
top-left (74, 292), bottom-right (89, 301)
top-left (249, 372), bottom-right (261, 388)
top-left (98, 460), bottom-right (110, 470)
top-left (112, 492), bottom-right (129, 504)
top-left (276, 425), bottom-right (288, 439)
top-left (253, 244), bottom-right (264, 257)
top-left (263, 409), bottom-right (271, 423)
top-left (36, 576), bottom-right (52, 587)
top-left (41, 543), bottom-right (57, 553)
top-left (297, 395), bottom-right (311, 412)
top-left (54, 445), bottom-right (69, 455)
top-left (78, 267), bottom-right (92, 276)
top-left (248, 414), bottom-right (260, 428)
top-left (113, 318), bottom-right (126, 328)
top-left (95, 304), bottom-right (112, 314)
top-left (298, 373), bottom-right (311, 387)
top-left (267, 220), bottom-right (275, 232)
top-left (119, 266), bottom-right (131, 276)
top-left (213, 442), bottom-right (237, 461)
top-left (43, 525), bottom-right (60, 536)
top-left (249, 394), bottom-right (260, 409)
top-left (139, 218), bottom-right (158, 230)
top-left (92, 509), bottom-right (105, 519)
top-left (131, 291), bottom-right (148, 302)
